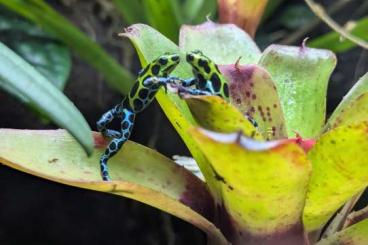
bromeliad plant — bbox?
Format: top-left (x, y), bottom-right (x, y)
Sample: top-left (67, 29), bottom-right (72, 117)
top-left (2, 21), bottom-right (368, 245)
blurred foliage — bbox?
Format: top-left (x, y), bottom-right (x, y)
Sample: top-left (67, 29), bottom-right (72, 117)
top-left (0, 8), bottom-right (71, 90)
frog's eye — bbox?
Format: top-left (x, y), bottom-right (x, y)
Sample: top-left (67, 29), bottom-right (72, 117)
top-left (171, 55), bottom-right (179, 62)
top-left (186, 53), bottom-right (194, 62)
top-left (158, 57), bottom-right (168, 65)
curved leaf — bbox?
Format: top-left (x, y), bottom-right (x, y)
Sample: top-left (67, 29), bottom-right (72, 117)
top-left (325, 73), bottom-right (368, 131)
top-left (185, 95), bottom-right (262, 139)
top-left (217, 0), bottom-right (268, 37)
top-left (180, 21), bottom-right (261, 65)
top-left (220, 64), bottom-right (287, 140)
top-left (0, 129), bottom-right (229, 245)
top-left (259, 44), bottom-right (336, 138)
top-left (190, 128), bottom-right (311, 245)
top-left (317, 219), bottom-right (368, 245)
top-left (121, 24), bottom-right (223, 201)
top-left (303, 122), bottom-right (368, 233)
top-left (0, 42), bottom-right (93, 155)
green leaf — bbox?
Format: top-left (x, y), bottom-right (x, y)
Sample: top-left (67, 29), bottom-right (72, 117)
top-left (0, 42), bottom-right (93, 155)
top-left (142, 0), bottom-right (182, 42)
top-left (0, 8), bottom-right (71, 90)
top-left (182, 0), bottom-right (217, 24)
top-left (303, 122), bottom-right (368, 233)
top-left (0, 129), bottom-right (229, 245)
top-left (111, 0), bottom-right (147, 24)
top-left (180, 21), bottom-right (261, 65)
top-left (220, 64), bottom-right (287, 140)
top-left (190, 128), bottom-right (311, 244)
top-left (325, 73), bottom-right (368, 131)
top-left (121, 23), bottom-right (223, 201)
top-left (317, 219), bottom-right (368, 245)
top-left (259, 44), bottom-right (336, 138)
top-left (309, 17), bottom-right (368, 53)
top-left (0, 0), bottom-right (134, 94)
top-left (184, 95), bottom-right (262, 139)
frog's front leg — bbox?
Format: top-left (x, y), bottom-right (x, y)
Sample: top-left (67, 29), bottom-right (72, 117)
top-left (175, 84), bottom-right (213, 97)
top-left (96, 104), bottom-right (123, 138)
top-left (100, 108), bottom-right (136, 181)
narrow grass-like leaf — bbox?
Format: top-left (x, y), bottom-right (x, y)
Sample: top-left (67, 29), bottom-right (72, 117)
top-left (317, 219), bottom-right (368, 245)
top-left (259, 44), bottom-right (336, 138)
top-left (0, 129), bottom-right (228, 245)
top-left (184, 95), bottom-right (262, 139)
top-left (190, 0), bottom-right (217, 24)
top-left (0, 42), bottom-right (93, 155)
top-left (0, 9), bottom-right (71, 90)
top-left (309, 17), bottom-right (368, 53)
top-left (0, 0), bottom-right (134, 94)
top-left (304, 122), bottom-right (368, 233)
top-left (180, 21), bottom-right (261, 65)
top-left (111, 0), bottom-right (147, 24)
top-left (325, 73), bottom-right (368, 131)
top-left (190, 128), bottom-right (311, 244)
top-left (142, 0), bottom-right (182, 42)
top-left (220, 64), bottom-right (287, 140)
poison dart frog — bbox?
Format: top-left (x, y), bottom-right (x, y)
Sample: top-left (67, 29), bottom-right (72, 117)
top-left (97, 53), bottom-right (180, 181)
top-left (177, 50), bottom-right (258, 127)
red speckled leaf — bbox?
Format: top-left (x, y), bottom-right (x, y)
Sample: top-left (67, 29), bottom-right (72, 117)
top-left (220, 64), bottom-right (287, 140)
top-left (0, 129), bottom-right (228, 244)
top-left (259, 44), bottom-right (336, 138)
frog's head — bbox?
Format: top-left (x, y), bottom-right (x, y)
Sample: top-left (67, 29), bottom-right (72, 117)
top-left (152, 53), bottom-right (180, 77)
top-left (186, 50), bottom-right (215, 78)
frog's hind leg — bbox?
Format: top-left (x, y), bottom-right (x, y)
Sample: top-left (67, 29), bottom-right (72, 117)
top-left (100, 108), bottom-right (136, 181)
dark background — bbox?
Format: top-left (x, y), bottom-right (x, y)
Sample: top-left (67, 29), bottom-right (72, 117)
top-left (0, 0), bottom-right (367, 244)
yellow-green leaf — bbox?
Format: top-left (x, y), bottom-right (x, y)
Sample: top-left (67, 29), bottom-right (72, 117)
top-left (185, 95), bottom-right (262, 139)
top-left (190, 128), bottom-right (311, 244)
top-left (317, 219), bottom-right (368, 245)
top-left (180, 21), bottom-right (261, 65)
top-left (325, 73), bottom-right (368, 131)
top-left (259, 44), bottom-right (336, 138)
top-left (304, 122), bottom-right (368, 232)
top-left (0, 129), bottom-right (229, 244)
top-left (220, 64), bottom-right (287, 140)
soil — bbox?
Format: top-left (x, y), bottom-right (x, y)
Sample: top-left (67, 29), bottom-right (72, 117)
top-left (0, 0), bottom-right (367, 244)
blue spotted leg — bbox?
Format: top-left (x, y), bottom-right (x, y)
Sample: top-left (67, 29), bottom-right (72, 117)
top-left (97, 104), bottom-right (135, 181)
top-left (96, 53), bottom-right (181, 181)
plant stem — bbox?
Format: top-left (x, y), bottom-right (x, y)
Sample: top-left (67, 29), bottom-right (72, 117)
top-left (281, 0), bottom-right (351, 45)
top-left (321, 191), bottom-right (364, 238)
top-left (304, 0), bottom-right (368, 49)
